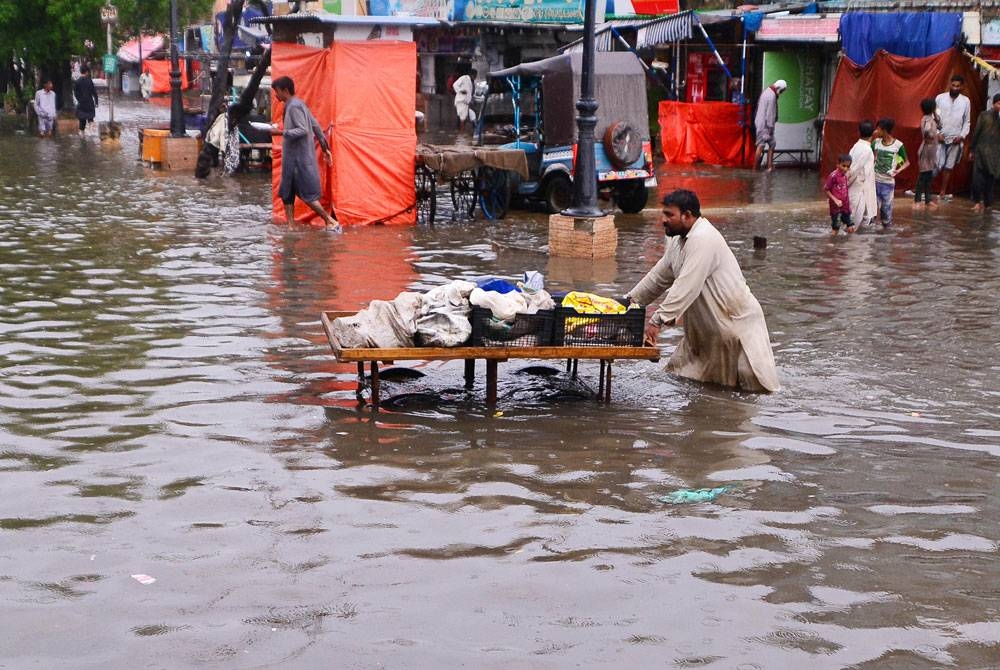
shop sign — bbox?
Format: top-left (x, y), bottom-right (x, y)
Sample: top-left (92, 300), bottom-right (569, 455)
top-left (390, 0), bottom-right (600, 24)
top-left (103, 53), bottom-right (118, 75)
top-left (762, 51), bottom-right (823, 153)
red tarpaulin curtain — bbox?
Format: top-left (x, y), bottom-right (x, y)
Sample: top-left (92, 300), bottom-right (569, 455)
top-left (271, 41), bottom-right (417, 227)
top-left (821, 49), bottom-right (985, 192)
top-left (659, 100), bottom-right (752, 167)
top-left (141, 59), bottom-right (189, 94)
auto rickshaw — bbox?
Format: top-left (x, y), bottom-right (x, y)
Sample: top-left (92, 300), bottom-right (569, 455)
top-left (477, 51), bottom-right (656, 215)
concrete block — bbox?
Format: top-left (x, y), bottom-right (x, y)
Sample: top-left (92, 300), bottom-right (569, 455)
top-left (162, 136), bottom-right (200, 172)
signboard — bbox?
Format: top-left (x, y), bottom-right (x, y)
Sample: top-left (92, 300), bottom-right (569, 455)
top-left (388, 0), bottom-right (600, 24)
top-left (100, 4), bottom-right (118, 24)
top-left (103, 53), bottom-right (118, 75)
top-left (762, 51), bottom-right (822, 153)
top-left (756, 17), bottom-right (840, 42)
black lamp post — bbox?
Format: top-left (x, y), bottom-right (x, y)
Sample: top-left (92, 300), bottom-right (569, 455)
top-left (169, 0), bottom-right (186, 137)
top-left (561, 0), bottom-right (602, 218)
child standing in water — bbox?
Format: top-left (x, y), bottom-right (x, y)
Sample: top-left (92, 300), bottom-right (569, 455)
top-left (872, 117), bottom-right (910, 227)
top-left (824, 154), bottom-right (854, 235)
top-left (914, 98), bottom-right (942, 210)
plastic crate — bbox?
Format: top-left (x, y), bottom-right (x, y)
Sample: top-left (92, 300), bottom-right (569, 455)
top-left (553, 306), bottom-right (646, 347)
top-left (469, 306), bottom-right (555, 347)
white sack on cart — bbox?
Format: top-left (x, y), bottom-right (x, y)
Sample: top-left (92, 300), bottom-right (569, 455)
top-left (330, 292), bottom-right (422, 349)
top-left (416, 280), bottom-right (477, 347)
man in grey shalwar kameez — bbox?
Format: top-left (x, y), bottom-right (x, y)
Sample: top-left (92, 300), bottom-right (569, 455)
top-left (271, 76), bottom-right (340, 230)
top-left (626, 190), bottom-right (780, 393)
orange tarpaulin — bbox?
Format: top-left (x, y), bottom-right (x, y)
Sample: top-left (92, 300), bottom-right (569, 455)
top-left (271, 41), bottom-right (417, 226)
top-left (821, 49), bottom-right (985, 193)
top-left (141, 59), bottom-right (189, 94)
top-left (659, 101), bottom-right (752, 168)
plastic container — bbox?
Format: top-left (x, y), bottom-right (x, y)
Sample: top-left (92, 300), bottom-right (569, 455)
top-left (469, 306), bottom-right (555, 347)
top-left (141, 128), bottom-right (170, 163)
top-left (553, 306), bottom-right (646, 347)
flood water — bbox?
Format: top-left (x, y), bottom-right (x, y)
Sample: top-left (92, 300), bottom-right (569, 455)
top-left (2, 101), bottom-right (999, 668)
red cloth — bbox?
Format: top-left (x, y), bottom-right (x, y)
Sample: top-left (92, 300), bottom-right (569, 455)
top-left (821, 49), bottom-right (985, 192)
top-left (142, 59), bottom-right (189, 94)
top-left (270, 41), bottom-right (417, 227)
top-left (658, 101), bottom-right (752, 167)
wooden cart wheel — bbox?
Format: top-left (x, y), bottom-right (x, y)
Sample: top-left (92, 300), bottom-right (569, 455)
top-left (415, 164), bottom-right (437, 225)
top-left (450, 169), bottom-right (478, 219)
top-left (477, 166), bottom-right (510, 220)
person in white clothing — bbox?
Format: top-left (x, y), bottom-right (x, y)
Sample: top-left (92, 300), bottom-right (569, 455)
top-left (33, 80), bottom-right (57, 138)
top-left (848, 120), bottom-right (877, 227)
top-left (753, 79), bottom-right (787, 172)
top-left (934, 74), bottom-right (971, 201)
top-left (452, 69), bottom-right (475, 131)
top-left (625, 189), bottom-right (780, 393)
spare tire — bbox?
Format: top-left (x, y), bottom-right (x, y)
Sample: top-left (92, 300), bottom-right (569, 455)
top-left (603, 120), bottom-right (643, 169)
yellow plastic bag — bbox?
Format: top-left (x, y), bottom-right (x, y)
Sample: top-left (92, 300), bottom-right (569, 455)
top-left (561, 291), bottom-right (626, 332)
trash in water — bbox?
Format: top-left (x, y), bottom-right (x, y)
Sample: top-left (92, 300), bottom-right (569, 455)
top-left (131, 574), bottom-right (157, 585)
top-left (658, 486), bottom-right (734, 504)
top-left (494, 411), bottom-right (504, 417)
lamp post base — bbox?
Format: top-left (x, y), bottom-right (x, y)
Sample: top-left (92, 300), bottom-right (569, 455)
top-left (548, 212), bottom-right (617, 258)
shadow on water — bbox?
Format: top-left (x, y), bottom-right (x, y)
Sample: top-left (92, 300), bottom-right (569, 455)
top-left (0, 101), bottom-right (998, 668)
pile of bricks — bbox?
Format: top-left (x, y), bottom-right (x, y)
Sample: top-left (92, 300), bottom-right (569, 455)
top-left (548, 213), bottom-right (618, 258)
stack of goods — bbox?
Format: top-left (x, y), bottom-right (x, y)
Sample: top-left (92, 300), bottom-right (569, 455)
top-left (469, 274), bottom-right (555, 347)
top-left (553, 292), bottom-right (646, 347)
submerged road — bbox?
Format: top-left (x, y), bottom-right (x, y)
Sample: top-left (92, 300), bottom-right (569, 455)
top-left (1, 100), bottom-right (998, 668)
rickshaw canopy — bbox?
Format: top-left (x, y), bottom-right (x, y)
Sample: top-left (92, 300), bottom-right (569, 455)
top-left (489, 52), bottom-right (649, 146)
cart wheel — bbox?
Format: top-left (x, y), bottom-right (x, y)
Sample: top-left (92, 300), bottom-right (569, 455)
top-left (415, 164), bottom-right (437, 225)
top-left (477, 166), bottom-right (510, 220)
top-left (614, 180), bottom-right (649, 214)
top-left (543, 172), bottom-right (573, 214)
top-left (450, 169), bottom-right (477, 219)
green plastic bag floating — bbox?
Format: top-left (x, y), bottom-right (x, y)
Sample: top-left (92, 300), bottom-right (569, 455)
top-left (658, 485), bottom-right (733, 504)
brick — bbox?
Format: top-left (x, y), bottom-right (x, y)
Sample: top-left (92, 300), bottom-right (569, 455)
top-left (548, 213), bottom-right (618, 258)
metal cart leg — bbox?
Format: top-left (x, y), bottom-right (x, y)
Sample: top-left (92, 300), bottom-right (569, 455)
top-left (571, 359), bottom-right (579, 379)
top-left (464, 359), bottom-right (475, 389)
top-left (598, 360), bottom-right (606, 398)
top-left (486, 359), bottom-right (498, 405)
top-left (371, 361), bottom-right (380, 409)
top-left (604, 360), bottom-right (612, 403)
top-left (566, 358), bottom-right (572, 372)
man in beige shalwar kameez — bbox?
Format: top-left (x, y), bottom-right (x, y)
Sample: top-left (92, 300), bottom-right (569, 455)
top-left (626, 190), bottom-right (780, 393)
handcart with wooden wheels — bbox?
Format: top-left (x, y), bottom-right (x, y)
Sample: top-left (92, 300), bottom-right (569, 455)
top-left (414, 144), bottom-right (529, 225)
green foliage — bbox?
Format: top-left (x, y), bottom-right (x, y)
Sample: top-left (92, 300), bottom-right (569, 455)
top-left (0, 0), bottom-right (214, 74)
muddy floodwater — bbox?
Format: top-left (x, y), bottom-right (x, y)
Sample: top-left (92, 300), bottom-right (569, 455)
top-left (1, 102), bottom-right (999, 669)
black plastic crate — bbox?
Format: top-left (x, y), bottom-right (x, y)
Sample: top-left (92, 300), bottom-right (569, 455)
top-left (553, 306), bottom-right (646, 347)
top-left (469, 306), bottom-right (555, 347)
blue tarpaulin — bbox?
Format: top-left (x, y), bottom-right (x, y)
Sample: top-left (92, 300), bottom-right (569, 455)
top-left (839, 12), bottom-right (962, 65)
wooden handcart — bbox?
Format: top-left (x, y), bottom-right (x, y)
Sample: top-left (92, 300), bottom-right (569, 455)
top-left (321, 311), bottom-right (660, 409)
top-left (415, 144), bottom-right (530, 225)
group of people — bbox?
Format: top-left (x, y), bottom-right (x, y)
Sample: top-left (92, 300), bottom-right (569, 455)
top-left (823, 74), bottom-right (1000, 233)
top-left (30, 66), bottom-right (100, 138)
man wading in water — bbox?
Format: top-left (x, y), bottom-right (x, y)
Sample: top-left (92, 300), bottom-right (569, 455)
top-left (625, 189), bottom-right (780, 393)
top-left (271, 76), bottom-right (341, 230)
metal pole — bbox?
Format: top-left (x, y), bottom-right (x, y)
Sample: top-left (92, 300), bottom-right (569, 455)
top-left (561, 0), bottom-right (602, 218)
top-left (169, 0), bottom-right (186, 137)
top-left (106, 22), bottom-right (115, 123)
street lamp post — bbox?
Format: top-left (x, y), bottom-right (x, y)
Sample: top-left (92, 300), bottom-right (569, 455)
top-left (561, 0), bottom-right (602, 218)
top-left (169, 0), bottom-right (186, 137)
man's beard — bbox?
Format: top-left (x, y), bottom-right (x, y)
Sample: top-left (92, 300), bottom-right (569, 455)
top-left (950, 89), bottom-right (961, 98)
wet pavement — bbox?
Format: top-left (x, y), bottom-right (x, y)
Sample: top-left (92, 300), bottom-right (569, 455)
top-left (1, 100), bottom-right (999, 668)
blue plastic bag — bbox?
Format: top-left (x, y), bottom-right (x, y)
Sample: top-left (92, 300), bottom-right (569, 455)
top-left (658, 486), bottom-right (733, 504)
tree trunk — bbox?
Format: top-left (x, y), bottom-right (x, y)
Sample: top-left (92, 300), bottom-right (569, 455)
top-left (194, 0), bottom-right (244, 178)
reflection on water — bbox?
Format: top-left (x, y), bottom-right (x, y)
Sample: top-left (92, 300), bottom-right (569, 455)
top-left (1, 102), bottom-right (999, 667)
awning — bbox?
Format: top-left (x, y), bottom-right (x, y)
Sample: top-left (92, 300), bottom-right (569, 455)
top-left (755, 16), bottom-right (841, 43)
top-left (561, 10), bottom-right (695, 53)
top-left (117, 34), bottom-right (166, 63)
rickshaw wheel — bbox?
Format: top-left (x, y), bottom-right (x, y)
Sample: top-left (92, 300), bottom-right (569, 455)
top-left (615, 180), bottom-right (649, 214)
top-left (450, 170), bottom-right (478, 219)
top-left (477, 166), bottom-right (510, 220)
top-left (543, 173), bottom-right (573, 214)
top-left (415, 164), bottom-right (437, 225)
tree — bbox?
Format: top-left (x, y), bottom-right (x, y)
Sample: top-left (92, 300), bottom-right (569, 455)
top-left (0, 0), bottom-right (213, 110)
